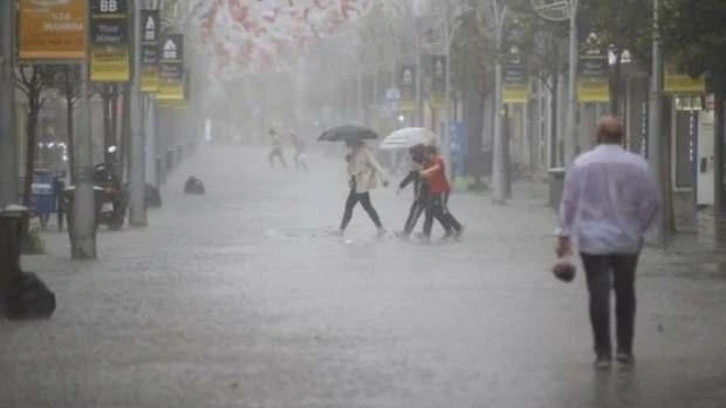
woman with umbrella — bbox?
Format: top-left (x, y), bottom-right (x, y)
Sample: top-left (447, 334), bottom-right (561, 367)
top-left (319, 125), bottom-right (389, 235)
top-left (340, 139), bottom-right (389, 235)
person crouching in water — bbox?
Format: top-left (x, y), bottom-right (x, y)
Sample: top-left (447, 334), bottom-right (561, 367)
top-left (420, 145), bottom-right (463, 240)
top-left (339, 140), bottom-right (389, 236)
top-left (396, 144), bottom-right (452, 238)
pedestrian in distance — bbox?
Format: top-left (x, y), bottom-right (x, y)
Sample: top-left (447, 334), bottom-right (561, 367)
top-left (290, 132), bottom-right (308, 171)
top-left (420, 145), bottom-right (463, 240)
top-left (268, 128), bottom-right (287, 168)
top-left (339, 139), bottom-right (389, 236)
top-left (556, 115), bottom-right (661, 370)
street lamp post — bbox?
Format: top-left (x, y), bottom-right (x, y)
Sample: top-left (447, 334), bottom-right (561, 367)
top-left (492, 0), bottom-right (508, 204)
top-left (531, 0), bottom-right (579, 166)
top-left (648, 0), bottom-right (665, 245)
top-left (129, 0), bottom-right (147, 227)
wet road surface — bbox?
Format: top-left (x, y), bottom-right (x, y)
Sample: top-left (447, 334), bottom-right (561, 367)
top-left (2, 146), bottom-right (726, 407)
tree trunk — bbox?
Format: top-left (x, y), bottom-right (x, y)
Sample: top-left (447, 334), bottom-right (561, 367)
top-left (550, 74), bottom-right (559, 168)
top-left (102, 85), bottom-right (113, 165)
top-left (714, 81), bottom-right (726, 215)
top-left (503, 104), bottom-right (511, 198)
top-left (464, 90), bottom-right (486, 188)
top-left (23, 98), bottom-right (40, 207)
top-left (121, 85), bottom-right (131, 183)
top-left (110, 88), bottom-right (120, 179)
top-left (66, 95), bottom-right (76, 185)
top-left (662, 96), bottom-right (676, 235)
top-left (609, 50), bottom-right (623, 116)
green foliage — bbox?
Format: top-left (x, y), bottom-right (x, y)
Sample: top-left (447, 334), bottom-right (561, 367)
top-left (578, 0), bottom-right (653, 61)
top-left (660, 0), bottom-right (726, 78)
top-left (21, 227), bottom-right (45, 255)
top-left (450, 10), bottom-right (495, 95)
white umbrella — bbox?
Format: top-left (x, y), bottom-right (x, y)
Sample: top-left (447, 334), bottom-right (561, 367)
top-left (378, 127), bottom-right (439, 150)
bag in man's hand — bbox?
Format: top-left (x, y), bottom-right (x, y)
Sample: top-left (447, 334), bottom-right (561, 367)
top-left (552, 256), bottom-right (577, 283)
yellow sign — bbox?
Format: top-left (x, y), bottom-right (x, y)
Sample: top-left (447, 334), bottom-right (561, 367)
top-left (158, 99), bottom-right (188, 109)
top-left (157, 79), bottom-right (184, 101)
top-left (578, 81), bottom-right (610, 103)
top-left (19, 0), bottom-right (87, 60)
top-left (503, 85), bottom-right (529, 104)
top-left (90, 49), bottom-right (129, 82)
top-left (141, 66), bottom-right (160, 92)
top-left (664, 72), bottom-right (705, 94)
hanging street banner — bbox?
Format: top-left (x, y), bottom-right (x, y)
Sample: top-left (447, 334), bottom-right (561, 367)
top-left (158, 34), bottom-right (185, 101)
top-left (578, 48), bottom-right (610, 103)
top-left (399, 65), bottom-right (416, 112)
top-left (140, 10), bottom-right (160, 92)
top-left (503, 59), bottom-right (529, 104)
top-left (664, 68), bottom-right (705, 94)
top-left (18, 0), bottom-right (87, 60)
top-left (430, 55), bottom-right (446, 109)
top-left (90, 0), bottom-right (130, 82)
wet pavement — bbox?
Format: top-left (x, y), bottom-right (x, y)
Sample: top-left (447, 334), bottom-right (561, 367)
top-left (2, 146), bottom-right (726, 407)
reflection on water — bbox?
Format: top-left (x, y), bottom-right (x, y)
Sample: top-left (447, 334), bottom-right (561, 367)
top-left (592, 369), bottom-right (640, 408)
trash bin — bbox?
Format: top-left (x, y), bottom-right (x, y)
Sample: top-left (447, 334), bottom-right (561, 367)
top-left (548, 168), bottom-right (566, 210)
top-left (0, 206), bottom-right (29, 304)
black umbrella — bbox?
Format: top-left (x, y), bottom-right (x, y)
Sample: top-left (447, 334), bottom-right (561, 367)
top-left (317, 125), bottom-right (379, 143)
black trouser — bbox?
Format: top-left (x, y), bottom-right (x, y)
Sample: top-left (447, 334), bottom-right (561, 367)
top-left (269, 147), bottom-right (286, 167)
top-left (581, 253), bottom-right (639, 357)
top-left (423, 193), bottom-right (461, 237)
top-left (340, 189), bottom-right (383, 230)
top-left (403, 199), bottom-right (427, 234)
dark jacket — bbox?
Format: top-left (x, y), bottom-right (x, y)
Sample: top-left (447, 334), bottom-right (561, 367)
top-left (399, 170), bottom-right (429, 201)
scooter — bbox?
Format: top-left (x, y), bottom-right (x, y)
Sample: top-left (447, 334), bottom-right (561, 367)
top-left (93, 162), bottom-right (127, 230)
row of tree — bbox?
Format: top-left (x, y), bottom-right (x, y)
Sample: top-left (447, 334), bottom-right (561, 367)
top-left (13, 65), bottom-right (131, 208)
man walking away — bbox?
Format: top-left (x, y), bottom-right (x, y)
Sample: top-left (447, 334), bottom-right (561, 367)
top-left (268, 129), bottom-right (287, 168)
top-left (420, 145), bottom-right (462, 240)
top-left (557, 116), bottom-right (660, 370)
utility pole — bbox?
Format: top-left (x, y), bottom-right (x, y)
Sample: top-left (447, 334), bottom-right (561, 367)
top-left (414, 18), bottom-right (423, 127)
top-left (129, 0), bottom-right (147, 227)
top-left (71, 3), bottom-right (96, 259)
top-left (648, 0), bottom-right (665, 245)
top-left (0, 0), bottom-right (18, 208)
top-left (492, 1), bottom-right (508, 204)
top-left (564, 0), bottom-right (579, 165)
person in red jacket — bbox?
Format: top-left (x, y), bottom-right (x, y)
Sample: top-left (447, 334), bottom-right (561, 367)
top-left (419, 145), bottom-right (463, 240)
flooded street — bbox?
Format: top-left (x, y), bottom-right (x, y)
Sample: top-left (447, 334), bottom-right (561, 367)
top-left (2, 146), bottom-right (726, 407)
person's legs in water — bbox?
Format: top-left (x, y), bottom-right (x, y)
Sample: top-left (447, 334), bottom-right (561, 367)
top-left (339, 189), bottom-right (360, 232)
top-left (612, 254), bottom-right (639, 365)
top-left (440, 194), bottom-right (462, 235)
top-left (358, 192), bottom-right (385, 233)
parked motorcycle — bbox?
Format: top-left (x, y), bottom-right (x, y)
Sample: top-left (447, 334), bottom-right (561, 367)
top-left (93, 162), bottom-right (127, 230)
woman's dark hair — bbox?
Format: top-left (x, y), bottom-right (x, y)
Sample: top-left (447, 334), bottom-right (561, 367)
top-left (424, 145), bottom-right (438, 155)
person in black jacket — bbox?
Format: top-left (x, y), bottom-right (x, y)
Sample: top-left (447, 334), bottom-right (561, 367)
top-left (396, 144), bottom-right (451, 238)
